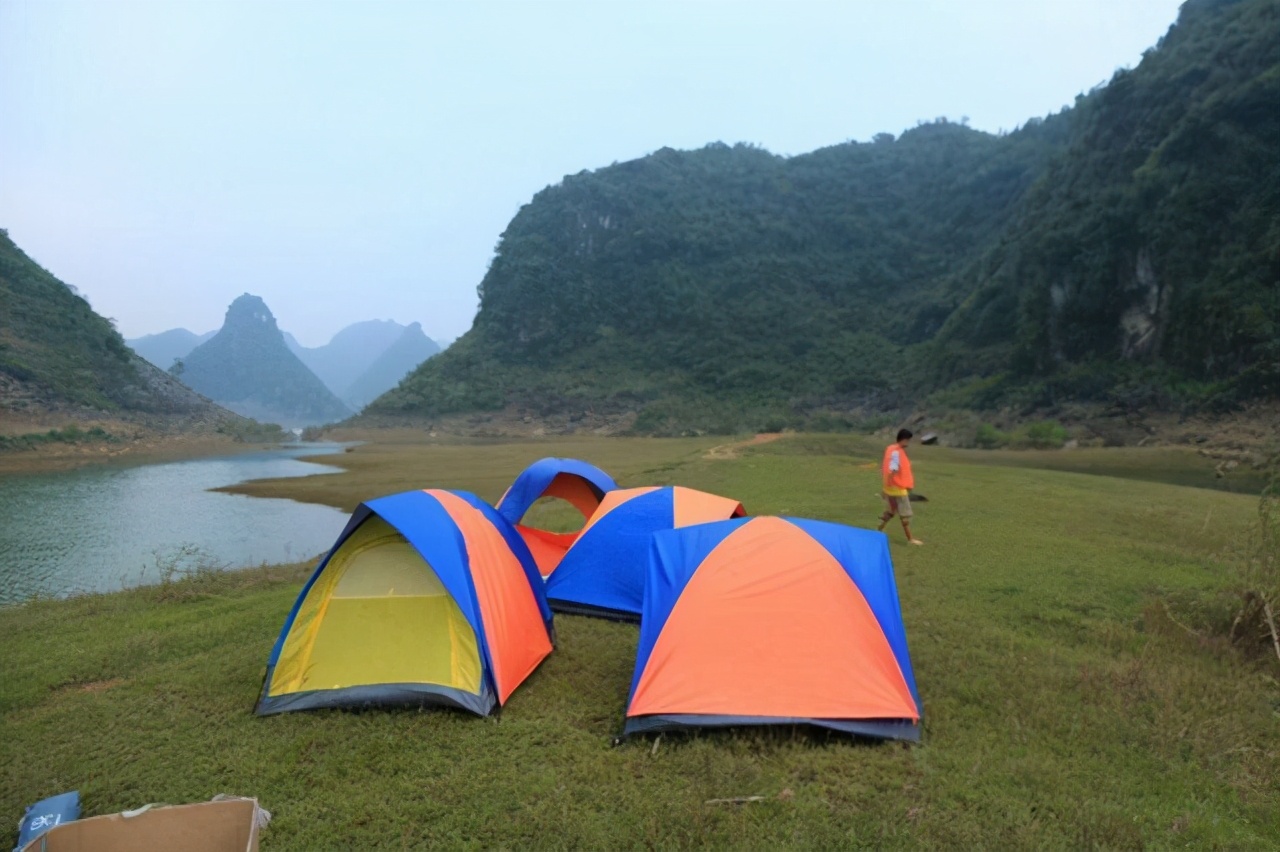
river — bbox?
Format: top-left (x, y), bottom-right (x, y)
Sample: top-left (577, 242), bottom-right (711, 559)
top-left (0, 443), bottom-right (350, 605)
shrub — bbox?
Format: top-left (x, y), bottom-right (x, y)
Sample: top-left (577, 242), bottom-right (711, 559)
top-left (973, 423), bottom-right (1010, 449)
top-left (1019, 419), bottom-right (1070, 449)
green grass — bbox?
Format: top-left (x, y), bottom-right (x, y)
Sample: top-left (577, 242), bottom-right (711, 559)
top-left (2, 435), bottom-right (1278, 849)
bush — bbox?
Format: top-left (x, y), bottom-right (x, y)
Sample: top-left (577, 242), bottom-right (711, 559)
top-left (974, 423), bottom-right (1010, 449)
top-left (1018, 419), bottom-right (1070, 449)
top-left (216, 419), bottom-right (287, 443)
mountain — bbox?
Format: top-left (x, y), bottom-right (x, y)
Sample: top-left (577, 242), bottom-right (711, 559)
top-left (127, 328), bottom-right (215, 371)
top-left (929, 0), bottom-right (1280, 407)
top-left (342, 322), bottom-right (440, 409)
top-left (284, 320), bottom-right (413, 401)
top-left (133, 316), bottom-right (442, 415)
top-left (180, 294), bottom-right (353, 428)
top-left (368, 112), bottom-right (1065, 425)
top-left (0, 230), bottom-right (263, 433)
top-left (368, 0), bottom-right (1277, 432)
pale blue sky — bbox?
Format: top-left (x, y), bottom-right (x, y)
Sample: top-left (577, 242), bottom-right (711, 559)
top-left (1, 0), bottom-right (1184, 347)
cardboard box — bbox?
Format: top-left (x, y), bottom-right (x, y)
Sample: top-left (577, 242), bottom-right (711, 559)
top-left (19, 797), bottom-right (261, 852)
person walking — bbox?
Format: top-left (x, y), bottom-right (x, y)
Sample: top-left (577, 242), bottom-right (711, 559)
top-left (878, 428), bottom-right (923, 545)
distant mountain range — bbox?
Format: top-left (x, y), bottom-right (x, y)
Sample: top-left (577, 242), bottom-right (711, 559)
top-left (283, 320), bottom-right (440, 409)
top-left (131, 316), bottom-right (439, 412)
top-left (178, 294), bottom-right (353, 429)
top-left (339, 323), bottom-right (441, 409)
top-left (282, 321), bottom-right (404, 400)
top-left (129, 328), bottom-right (216, 373)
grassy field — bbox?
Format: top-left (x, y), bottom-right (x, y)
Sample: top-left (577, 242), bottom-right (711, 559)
top-left (2, 434), bottom-right (1277, 849)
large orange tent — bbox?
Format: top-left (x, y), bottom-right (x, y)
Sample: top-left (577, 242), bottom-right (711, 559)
top-left (624, 516), bottom-right (921, 741)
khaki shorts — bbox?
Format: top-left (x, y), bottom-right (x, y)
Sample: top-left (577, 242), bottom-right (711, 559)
top-left (883, 493), bottom-right (913, 519)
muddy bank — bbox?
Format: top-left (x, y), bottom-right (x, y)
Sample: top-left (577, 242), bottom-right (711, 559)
top-left (0, 428), bottom-right (280, 475)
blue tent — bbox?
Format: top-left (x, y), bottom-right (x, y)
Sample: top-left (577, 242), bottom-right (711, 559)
top-left (496, 458), bottom-right (617, 576)
top-left (543, 486), bottom-right (744, 621)
top-left (496, 457), bottom-right (617, 525)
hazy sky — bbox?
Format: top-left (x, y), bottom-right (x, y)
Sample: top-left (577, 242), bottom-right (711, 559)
top-left (1, 0), bottom-right (1184, 347)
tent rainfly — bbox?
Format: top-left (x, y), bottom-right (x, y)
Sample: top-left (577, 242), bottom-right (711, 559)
top-left (624, 516), bottom-right (922, 741)
top-left (543, 485), bottom-right (745, 621)
top-left (495, 457), bottom-right (617, 577)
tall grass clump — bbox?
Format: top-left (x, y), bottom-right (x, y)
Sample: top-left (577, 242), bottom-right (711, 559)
top-left (1230, 448), bottom-right (1280, 667)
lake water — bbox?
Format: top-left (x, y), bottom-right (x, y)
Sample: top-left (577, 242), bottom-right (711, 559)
top-left (0, 443), bottom-right (351, 605)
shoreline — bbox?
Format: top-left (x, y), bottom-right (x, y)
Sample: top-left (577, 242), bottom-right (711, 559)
top-left (0, 433), bottom-right (285, 476)
top-left (7, 394), bottom-right (1273, 478)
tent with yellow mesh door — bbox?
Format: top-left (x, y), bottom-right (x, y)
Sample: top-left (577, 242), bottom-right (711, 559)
top-left (255, 488), bottom-right (554, 716)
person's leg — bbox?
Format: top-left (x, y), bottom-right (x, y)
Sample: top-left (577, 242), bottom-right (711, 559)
top-left (897, 495), bottom-right (923, 544)
top-left (877, 495), bottom-right (897, 530)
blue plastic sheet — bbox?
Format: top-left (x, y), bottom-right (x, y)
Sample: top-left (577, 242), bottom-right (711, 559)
top-left (15, 791), bottom-right (79, 850)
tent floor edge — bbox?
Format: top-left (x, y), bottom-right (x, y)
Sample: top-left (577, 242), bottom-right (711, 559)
top-left (622, 713), bottom-right (921, 743)
top-left (255, 681), bottom-right (495, 717)
top-left (546, 599), bottom-right (641, 624)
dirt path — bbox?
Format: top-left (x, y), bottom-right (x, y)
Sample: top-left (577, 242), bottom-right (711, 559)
top-left (703, 432), bottom-right (785, 460)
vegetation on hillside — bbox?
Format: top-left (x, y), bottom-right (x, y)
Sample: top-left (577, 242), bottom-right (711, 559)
top-left (372, 0), bottom-right (1277, 431)
top-left (0, 424), bottom-right (118, 452)
top-left (0, 230), bottom-right (140, 410)
top-left (1, 233), bottom-right (288, 450)
top-left (932, 0), bottom-right (1280, 410)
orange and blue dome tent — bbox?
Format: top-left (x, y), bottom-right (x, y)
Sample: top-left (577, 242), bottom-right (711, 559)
top-left (496, 458), bottom-right (618, 577)
top-left (543, 486), bottom-right (745, 621)
top-left (623, 516), bottom-right (922, 741)
top-left (256, 488), bottom-right (554, 717)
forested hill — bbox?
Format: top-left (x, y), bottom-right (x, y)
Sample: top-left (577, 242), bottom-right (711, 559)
top-left (371, 0), bottom-right (1278, 432)
top-left (930, 0), bottom-right (1280, 406)
top-left (0, 229), bottom-right (138, 410)
top-left (0, 229), bottom-right (247, 428)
